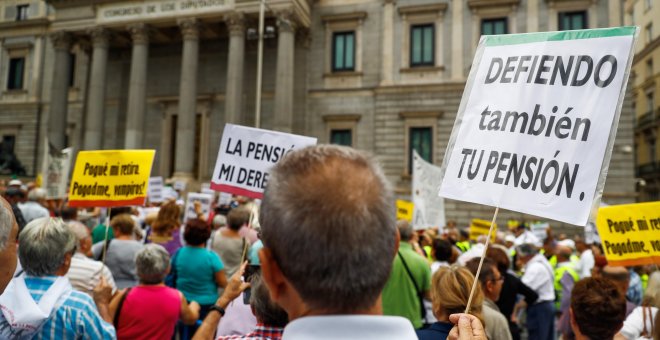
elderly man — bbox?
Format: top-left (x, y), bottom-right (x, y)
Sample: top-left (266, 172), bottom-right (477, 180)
top-left (66, 220), bottom-right (117, 296)
top-left (0, 217), bottom-right (115, 339)
top-left (517, 243), bottom-right (555, 340)
top-left (465, 258), bottom-right (512, 340)
top-left (554, 244), bottom-right (579, 314)
top-left (18, 188), bottom-right (50, 223)
top-left (0, 197), bottom-right (18, 294)
top-left (257, 145), bottom-right (417, 339)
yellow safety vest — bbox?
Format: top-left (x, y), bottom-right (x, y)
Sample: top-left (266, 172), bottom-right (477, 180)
top-left (554, 264), bottom-right (579, 310)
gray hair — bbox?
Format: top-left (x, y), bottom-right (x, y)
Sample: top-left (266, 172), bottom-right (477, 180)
top-left (260, 145), bottom-right (396, 312)
top-left (397, 220), bottom-right (414, 242)
top-left (250, 274), bottom-right (288, 327)
top-left (67, 220), bottom-right (90, 243)
top-left (0, 198), bottom-right (13, 250)
top-left (27, 188), bottom-right (47, 202)
top-left (19, 217), bottom-right (76, 276)
top-left (643, 271), bottom-right (660, 308)
top-left (135, 244), bottom-right (170, 284)
top-left (515, 243), bottom-right (538, 258)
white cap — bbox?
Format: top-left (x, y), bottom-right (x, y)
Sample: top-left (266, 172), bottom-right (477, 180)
top-left (505, 235), bottom-right (516, 243)
top-left (8, 179), bottom-right (22, 186)
top-left (558, 239), bottom-right (576, 250)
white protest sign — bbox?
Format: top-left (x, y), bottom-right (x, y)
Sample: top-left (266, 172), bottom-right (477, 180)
top-left (148, 176), bottom-right (164, 203)
top-left (184, 192), bottom-right (213, 222)
top-left (412, 151), bottom-right (446, 230)
top-left (173, 180), bottom-right (186, 191)
top-left (201, 182), bottom-right (211, 191)
top-left (218, 192), bottom-right (232, 205)
top-left (41, 141), bottom-right (72, 199)
top-left (211, 124), bottom-right (317, 199)
top-left (530, 222), bottom-right (550, 241)
top-left (439, 27), bottom-right (637, 226)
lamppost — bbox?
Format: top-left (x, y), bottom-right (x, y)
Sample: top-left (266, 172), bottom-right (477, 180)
top-left (250, 0), bottom-right (275, 129)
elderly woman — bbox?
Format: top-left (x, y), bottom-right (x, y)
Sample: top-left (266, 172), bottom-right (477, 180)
top-left (92, 213), bottom-right (144, 288)
top-left (111, 244), bottom-right (200, 340)
top-left (174, 218), bottom-right (227, 339)
top-left (617, 271), bottom-right (660, 339)
top-left (0, 217), bottom-right (115, 339)
top-left (416, 265), bottom-right (485, 340)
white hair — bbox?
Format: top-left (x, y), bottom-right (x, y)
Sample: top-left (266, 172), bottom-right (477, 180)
top-left (0, 198), bottom-right (13, 250)
top-left (19, 217), bottom-right (76, 276)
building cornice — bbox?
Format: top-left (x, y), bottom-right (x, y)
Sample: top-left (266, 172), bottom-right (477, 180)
top-left (321, 12), bottom-right (367, 23)
top-left (468, 0), bottom-right (520, 10)
top-left (397, 3), bottom-right (447, 15)
top-left (633, 36), bottom-right (660, 65)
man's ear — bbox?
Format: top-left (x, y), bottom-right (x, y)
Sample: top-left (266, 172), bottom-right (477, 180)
top-left (392, 228), bottom-right (400, 258)
top-left (259, 247), bottom-right (285, 303)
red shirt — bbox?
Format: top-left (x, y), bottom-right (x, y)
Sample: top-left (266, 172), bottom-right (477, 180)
top-left (116, 285), bottom-right (181, 340)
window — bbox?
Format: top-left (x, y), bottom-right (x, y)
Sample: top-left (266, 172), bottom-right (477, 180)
top-left (645, 0), bottom-right (652, 11)
top-left (647, 90), bottom-right (655, 114)
top-left (410, 24), bottom-right (434, 67)
top-left (7, 57), bottom-right (25, 90)
top-left (68, 53), bottom-right (76, 87)
top-left (409, 127), bottom-right (432, 174)
top-left (646, 24), bottom-right (653, 44)
top-left (648, 59), bottom-right (654, 78)
top-left (481, 18), bottom-right (508, 35)
top-left (558, 11), bottom-right (587, 31)
top-left (16, 5), bottom-right (29, 21)
top-left (332, 31), bottom-right (355, 72)
top-left (1, 135), bottom-right (15, 154)
top-left (330, 129), bottom-right (352, 146)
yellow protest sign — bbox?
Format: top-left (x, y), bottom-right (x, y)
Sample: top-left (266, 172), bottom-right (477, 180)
top-left (68, 150), bottom-right (155, 207)
top-left (396, 200), bottom-right (414, 222)
top-left (596, 201), bottom-right (660, 267)
top-left (470, 218), bottom-right (497, 242)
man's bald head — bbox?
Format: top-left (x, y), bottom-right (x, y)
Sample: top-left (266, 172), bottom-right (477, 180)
top-left (602, 265), bottom-right (630, 295)
top-left (555, 245), bottom-right (572, 261)
top-left (260, 145), bottom-right (396, 314)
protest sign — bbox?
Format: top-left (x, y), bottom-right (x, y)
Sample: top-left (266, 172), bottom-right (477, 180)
top-left (412, 151), bottom-right (446, 230)
top-left (218, 192), bottom-right (233, 205)
top-left (173, 180), bottom-right (186, 191)
top-left (184, 192), bottom-right (213, 222)
top-left (41, 140), bottom-right (72, 199)
top-left (595, 201), bottom-right (660, 267)
top-left (147, 176), bottom-right (164, 203)
top-left (211, 124), bottom-right (317, 199)
top-left (68, 150), bottom-right (155, 207)
top-left (438, 27), bottom-right (637, 226)
top-left (470, 218), bottom-right (498, 242)
top-left (396, 199), bottom-right (414, 222)
top-left (530, 221), bottom-right (550, 241)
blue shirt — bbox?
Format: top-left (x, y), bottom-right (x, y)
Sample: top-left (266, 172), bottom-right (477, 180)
top-left (627, 270), bottom-right (643, 305)
top-left (415, 321), bottom-right (453, 340)
top-left (0, 275), bottom-right (116, 339)
top-left (249, 240), bottom-right (263, 265)
top-left (175, 246), bottom-right (224, 305)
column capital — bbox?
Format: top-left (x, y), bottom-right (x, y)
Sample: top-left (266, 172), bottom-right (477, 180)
top-left (224, 12), bottom-right (245, 37)
top-left (127, 23), bottom-right (150, 45)
top-left (50, 31), bottom-right (72, 51)
top-left (383, 0), bottom-right (396, 5)
top-left (276, 9), bottom-right (297, 34)
top-left (178, 18), bottom-right (200, 41)
top-left (88, 27), bottom-right (110, 48)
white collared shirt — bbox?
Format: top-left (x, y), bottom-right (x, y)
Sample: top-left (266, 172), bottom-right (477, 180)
top-left (521, 254), bottom-right (555, 302)
top-left (282, 315), bottom-right (418, 340)
top-left (576, 249), bottom-right (594, 279)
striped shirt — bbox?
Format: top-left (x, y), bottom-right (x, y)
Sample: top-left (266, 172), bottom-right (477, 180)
top-left (66, 253), bottom-right (117, 296)
top-left (217, 324), bottom-right (283, 340)
top-left (0, 275), bottom-right (116, 339)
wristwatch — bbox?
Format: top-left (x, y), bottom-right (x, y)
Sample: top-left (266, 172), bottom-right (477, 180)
top-left (209, 305), bottom-right (225, 316)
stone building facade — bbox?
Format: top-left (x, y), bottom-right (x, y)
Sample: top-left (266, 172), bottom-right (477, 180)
top-left (0, 0), bottom-right (637, 228)
top-left (627, 0), bottom-right (659, 202)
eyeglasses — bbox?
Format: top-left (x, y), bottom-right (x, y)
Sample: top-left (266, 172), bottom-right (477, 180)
top-left (490, 276), bottom-right (505, 283)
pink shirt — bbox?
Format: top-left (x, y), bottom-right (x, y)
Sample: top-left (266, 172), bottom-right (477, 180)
top-left (117, 285), bottom-right (181, 340)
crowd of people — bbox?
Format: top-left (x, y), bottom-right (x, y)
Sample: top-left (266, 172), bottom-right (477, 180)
top-left (0, 145), bottom-right (658, 340)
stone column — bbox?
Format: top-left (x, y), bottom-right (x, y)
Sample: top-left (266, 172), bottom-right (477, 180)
top-left (451, 0), bottom-right (463, 80)
top-left (84, 28), bottom-right (110, 150)
top-left (125, 24), bottom-right (150, 149)
top-left (174, 18), bottom-right (200, 177)
top-left (48, 31), bottom-right (71, 150)
top-left (224, 13), bottom-right (245, 125)
top-left (380, 0), bottom-right (395, 85)
top-left (273, 11), bottom-right (296, 133)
